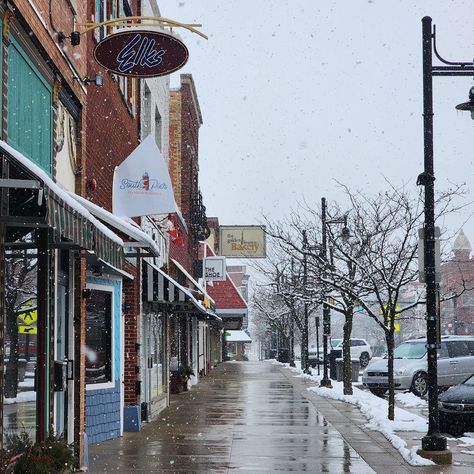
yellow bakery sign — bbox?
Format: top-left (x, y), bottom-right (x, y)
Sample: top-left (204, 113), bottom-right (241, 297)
top-left (219, 226), bottom-right (266, 258)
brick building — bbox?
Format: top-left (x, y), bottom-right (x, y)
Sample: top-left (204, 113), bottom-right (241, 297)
top-left (440, 229), bottom-right (474, 335)
top-left (0, 0), bottom-right (119, 467)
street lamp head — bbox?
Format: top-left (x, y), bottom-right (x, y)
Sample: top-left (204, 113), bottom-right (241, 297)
top-left (455, 86), bottom-right (474, 119)
top-left (340, 226), bottom-right (351, 240)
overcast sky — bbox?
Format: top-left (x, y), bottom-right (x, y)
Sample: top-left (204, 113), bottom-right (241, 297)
top-left (161, 1), bottom-right (474, 245)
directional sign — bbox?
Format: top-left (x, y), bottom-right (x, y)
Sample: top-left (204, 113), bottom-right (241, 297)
top-left (19, 325), bottom-right (37, 334)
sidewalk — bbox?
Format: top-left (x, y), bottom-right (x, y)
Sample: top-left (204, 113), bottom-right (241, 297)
top-left (88, 361), bottom-right (461, 473)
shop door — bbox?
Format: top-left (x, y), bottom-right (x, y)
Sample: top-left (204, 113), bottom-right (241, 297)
top-left (54, 282), bottom-right (67, 438)
top-left (144, 313), bottom-right (162, 417)
top-left (54, 264), bottom-right (73, 442)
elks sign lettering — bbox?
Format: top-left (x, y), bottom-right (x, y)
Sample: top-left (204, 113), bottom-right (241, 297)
top-left (94, 30), bottom-right (189, 78)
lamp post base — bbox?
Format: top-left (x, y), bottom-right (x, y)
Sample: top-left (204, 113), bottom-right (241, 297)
top-left (417, 449), bottom-right (452, 465)
top-left (422, 433), bottom-right (447, 451)
top-left (320, 377), bottom-right (332, 388)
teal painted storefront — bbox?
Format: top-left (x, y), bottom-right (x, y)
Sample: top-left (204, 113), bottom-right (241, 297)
top-left (7, 36), bottom-right (52, 175)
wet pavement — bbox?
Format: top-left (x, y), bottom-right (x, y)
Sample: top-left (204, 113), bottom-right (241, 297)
top-left (89, 361), bottom-right (377, 473)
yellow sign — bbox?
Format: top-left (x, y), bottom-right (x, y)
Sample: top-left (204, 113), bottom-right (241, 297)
top-left (18, 309), bottom-right (37, 325)
top-left (219, 226), bottom-right (266, 258)
top-left (19, 326), bottom-right (37, 334)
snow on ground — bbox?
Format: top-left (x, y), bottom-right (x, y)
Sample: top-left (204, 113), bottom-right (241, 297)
top-left (4, 391), bottom-right (36, 404)
top-left (395, 392), bottom-right (428, 408)
top-left (456, 434), bottom-right (474, 448)
top-left (269, 360), bottom-right (434, 466)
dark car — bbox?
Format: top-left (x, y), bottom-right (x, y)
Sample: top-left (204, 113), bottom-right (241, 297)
top-left (439, 373), bottom-right (474, 436)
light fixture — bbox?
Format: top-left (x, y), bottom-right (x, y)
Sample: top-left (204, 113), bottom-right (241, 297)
top-left (83, 74), bottom-right (104, 87)
top-left (455, 86), bottom-right (474, 119)
top-left (57, 31), bottom-right (81, 46)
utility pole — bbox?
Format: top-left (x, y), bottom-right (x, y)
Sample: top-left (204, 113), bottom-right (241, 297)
top-left (289, 258), bottom-right (296, 367)
top-left (302, 230), bottom-right (309, 373)
top-left (320, 197), bottom-right (332, 388)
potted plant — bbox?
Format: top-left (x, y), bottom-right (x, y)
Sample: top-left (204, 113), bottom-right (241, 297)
top-left (0, 431), bottom-right (77, 473)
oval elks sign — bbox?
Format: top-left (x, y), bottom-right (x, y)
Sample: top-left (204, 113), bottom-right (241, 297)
top-left (93, 30), bottom-right (189, 78)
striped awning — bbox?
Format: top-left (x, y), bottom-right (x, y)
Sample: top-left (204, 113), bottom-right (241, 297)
top-left (144, 262), bottom-right (221, 320)
top-left (1, 143), bottom-right (124, 269)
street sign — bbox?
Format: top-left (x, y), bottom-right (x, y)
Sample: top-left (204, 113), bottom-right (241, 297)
top-left (19, 325), bottom-right (37, 334)
top-left (18, 309), bottom-right (37, 325)
top-left (94, 30), bottom-right (189, 78)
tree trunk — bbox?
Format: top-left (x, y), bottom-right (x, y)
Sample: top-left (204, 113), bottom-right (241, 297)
top-left (5, 308), bottom-right (20, 399)
top-left (289, 316), bottom-right (295, 367)
top-left (343, 306), bottom-right (354, 395)
top-left (386, 330), bottom-right (395, 421)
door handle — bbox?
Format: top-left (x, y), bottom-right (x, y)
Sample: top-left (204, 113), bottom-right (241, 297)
top-left (450, 361), bottom-right (458, 364)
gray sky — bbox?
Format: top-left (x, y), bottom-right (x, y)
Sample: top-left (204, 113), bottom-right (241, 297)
top-left (161, 1), bottom-right (474, 243)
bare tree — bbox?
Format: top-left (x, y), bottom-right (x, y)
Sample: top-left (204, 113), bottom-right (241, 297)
top-left (317, 183), bottom-right (465, 419)
top-left (263, 181), bottom-right (466, 420)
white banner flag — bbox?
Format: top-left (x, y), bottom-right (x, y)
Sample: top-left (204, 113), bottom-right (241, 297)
top-left (112, 135), bottom-right (177, 217)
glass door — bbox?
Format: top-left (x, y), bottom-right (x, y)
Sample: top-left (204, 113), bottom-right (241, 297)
top-left (54, 281), bottom-right (68, 438)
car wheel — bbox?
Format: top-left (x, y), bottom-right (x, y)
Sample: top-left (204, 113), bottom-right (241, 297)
top-left (411, 372), bottom-right (428, 397)
top-left (359, 352), bottom-right (370, 368)
top-left (369, 387), bottom-right (387, 397)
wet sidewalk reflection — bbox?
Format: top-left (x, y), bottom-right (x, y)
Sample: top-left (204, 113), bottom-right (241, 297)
top-left (89, 361), bottom-right (375, 472)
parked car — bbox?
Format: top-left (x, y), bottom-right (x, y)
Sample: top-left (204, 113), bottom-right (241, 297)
top-left (439, 373), bottom-right (474, 436)
top-left (362, 335), bottom-right (474, 397)
top-left (308, 338), bottom-right (372, 368)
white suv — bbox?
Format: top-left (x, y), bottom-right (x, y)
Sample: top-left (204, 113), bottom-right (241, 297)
top-left (308, 338), bottom-right (372, 368)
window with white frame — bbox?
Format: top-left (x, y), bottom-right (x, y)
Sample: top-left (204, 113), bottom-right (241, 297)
top-left (85, 289), bottom-right (113, 385)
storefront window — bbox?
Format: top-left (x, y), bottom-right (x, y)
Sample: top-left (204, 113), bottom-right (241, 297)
top-left (3, 234), bottom-right (37, 444)
top-left (85, 290), bottom-right (112, 385)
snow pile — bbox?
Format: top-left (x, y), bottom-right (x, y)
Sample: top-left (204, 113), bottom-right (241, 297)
top-left (457, 434), bottom-right (474, 448)
top-left (308, 381), bottom-right (433, 466)
top-left (395, 392), bottom-right (428, 408)
top-left (4, 391), bottom-right (36, 404)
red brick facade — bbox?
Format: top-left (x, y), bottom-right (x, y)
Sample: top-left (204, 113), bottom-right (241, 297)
top-left (440, 243), bottom-right (474, 335)
top-left (168, 75), bottom-right (203, 278)
top-left (84, 0), bottom-right (141, 408)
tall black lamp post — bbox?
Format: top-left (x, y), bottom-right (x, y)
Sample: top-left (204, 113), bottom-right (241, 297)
top-left (320, 197), bottom-right (349, 388)
top-left (418, 16), bottom-right (474, 461)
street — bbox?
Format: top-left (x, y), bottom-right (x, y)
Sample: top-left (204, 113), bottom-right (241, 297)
top-left (89, 361), bottom-right (462, 473)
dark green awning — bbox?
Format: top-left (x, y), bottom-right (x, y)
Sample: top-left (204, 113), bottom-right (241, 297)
top-left (1, 143), bottom-right (124, 269)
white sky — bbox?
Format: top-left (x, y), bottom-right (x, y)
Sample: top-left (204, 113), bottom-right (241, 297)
top-left (161, 1), bottom-right (474, 244)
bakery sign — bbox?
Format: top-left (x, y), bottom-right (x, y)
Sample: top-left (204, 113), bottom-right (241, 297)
top-left (94, 30), bottom-right (189, 78)
top-left (219, 226), bottom-right (266, 258)
top-left (204, 257), bottom-right (226, 282)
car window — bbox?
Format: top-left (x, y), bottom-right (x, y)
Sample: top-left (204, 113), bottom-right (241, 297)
top-left (437, 342), bottom-right (448, 359)
top-left (394, 341), bottom-right (426, 359)
top-left (467, 341), bottom-right (474, 356)
top-left (447, 340), bottom-right (470, 358)
top-left (464, 374), bottom-right (474, 386)
top-left (331, 339), bottom-right (342, 348)
top-left (350, 340), bottom-right (358, 347)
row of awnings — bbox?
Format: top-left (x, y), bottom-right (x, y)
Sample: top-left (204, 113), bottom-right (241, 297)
top-left (144, 262), bottom-right (220, 320)
top-left (0, 141), bottom-right (221, 320)
top-left (0, 141), bottom-right (124, 268)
